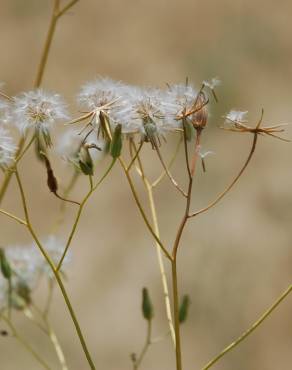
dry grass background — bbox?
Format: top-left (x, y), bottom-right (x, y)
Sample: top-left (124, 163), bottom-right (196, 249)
top-left (0, 0), bottom-right (292, 369)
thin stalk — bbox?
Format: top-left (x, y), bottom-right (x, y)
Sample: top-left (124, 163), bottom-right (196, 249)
top-left (152, 135), bottom-right (182, 188)
top-left (171, 260), bottom-right (182, 370)
top-left (154, 144), bottom-right (187, 197)
top-left (146, 182), bottom-right (176, 346)
top-left (53, 171), bottom-right (80, 232)
top-left (57, 0), bottom-right (80, 18)
top-left (34, 0), bottom-right (60, 87)
top-left (14, 134), bottom-right (36, 164)
top-left (14, 168), bottom-right (96, 370)
top-left (56, 158), bottom-right (116, 271)
top-left (25, 307), bottom-right (68, 370)
top-left (133, 320), bottom-right (152, 370)
top-left (201, 284), bottom-right (292, 370)
top-left (101, 117), bottom-right (170, 260)
top-left (0, 208), bottom-right (27, 225)
top-left (190, 133), bottom-right (258, 218)
top-left (43, 278), bottom-right (55, 319)
top-left (1, 315), bottom-right (52, 370)
top-left (120, 157), bottom-right (172, 261)
top-left (129, 139), bottom-right (175, 345)
top-left (47, 324), bottom-right (68, 370)
top-left (171, 130), bottom-right (203, 370)
top-left (0, 0), bottom-right (80, 204)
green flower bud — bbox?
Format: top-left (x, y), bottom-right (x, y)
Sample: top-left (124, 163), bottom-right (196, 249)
top-left (0, 248), bottom-right (12, 280)
top-left (110, 124), bottom-right (122, 158)
top-left (79, 145), bottom-right (94, 175)
top-left (142, 287), bottom-right (154, 320)
top-left (179, 295), bottom-right (190, 324)
top-left (15, 281), bottom-right (31, 306)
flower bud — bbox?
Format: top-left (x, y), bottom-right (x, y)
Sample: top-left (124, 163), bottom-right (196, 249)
top-left (142, 287), bottom-right (154, 320)
top-left (0, 248), bottom-right (12, 280)
top-left (79, 145), bottom-right (94, 175)
top-left (110, 124), bottom-right (122, 158)
top-left (179, 295), bottom-right (190, 324)
top-left (43, 155), bottom-right (58, 194)
top-left (192, 93), bottom-right (208, 129)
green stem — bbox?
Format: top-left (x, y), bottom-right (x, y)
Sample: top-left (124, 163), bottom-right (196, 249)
top-left (171, 260), bottom-right (182, 370)
top-left (1, 315), bottom-right (52, 370)
top-left (201, 284), bottom-right (292, 370)
top-left (56, 158), bottom-right (116, 271)
top-left (0, 0), bottom-right (80, 205)
top-left (14, 168), bottom-right (96, 370)
top-left (134, 320), bottom-right (152, 370)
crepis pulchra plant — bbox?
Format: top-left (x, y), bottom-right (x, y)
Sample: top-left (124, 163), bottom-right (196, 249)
top-left (0, 2), bottom-right (291, 370)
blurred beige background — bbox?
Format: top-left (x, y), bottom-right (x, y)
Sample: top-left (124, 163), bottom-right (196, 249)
top-left (0, 0), bottom-right (292, 369)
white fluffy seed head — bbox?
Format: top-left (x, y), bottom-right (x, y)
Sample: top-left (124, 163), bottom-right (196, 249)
top-left (57, 128), bottom-right (105, 168)
top-left (0, 236), bottom-right (71, 310)
top-left (78, 77), bottom-right (136, 134)
top-left (5, 245), bottom-right (41, 291)
top-left (225, 110), bottom-right (248, 124)
top-left (12, 89), bottom-right (68, 143)
top-left (0, 127), bottom-right (17, 168)
top-left (78, 77), bottom-right (125, 110)
top-left (125, 87), bottom-right (167, 136)
top-left (163, 83), bottom-right (199, 127)
top-left (203, 77), bottom-right (221, 90)
top-left (0, 99), bottom-right (11, 126)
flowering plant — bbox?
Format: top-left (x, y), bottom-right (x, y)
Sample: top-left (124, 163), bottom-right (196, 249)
top-left (0, 2), bottom-right (290, 370)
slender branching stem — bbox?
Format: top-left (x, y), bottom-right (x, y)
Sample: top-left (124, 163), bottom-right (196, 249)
top-left (129, 139), bottom-right (176, 346)
top-left (189, 132), bottom-right (258, 218)
top-left (1, 315), bottom-right (52, 370)
top-left (120, 157), bottom-right (172, 260)
top-left (171, 129), bottom-right (203, 370)
top-left (47, 323), bottom-right (68, 370)
top-left (133, 320), bottom-right (152, 370)
top-left (171, 260), bottom-right (182, 370)
top-left (152, 135), bottom-right (182, 188)
top-left (201, 284), bottom-right (292, 370)
top-left (25, 306), bottom-right (68, 370)
top-left (52, 171), bottom-right (80, 232)
top-left (14, 134), bottom-right (36, 164)
top-left (43, 278), bottom-right (55, 319)
top-left (56, 158), bottom-right (116, 271)
top-left (154, 144), bottom-right (187, 197)
top-left (14, 168), bottom-right (96, 370)
top-left (127, 141), bottom-right (143, 172)
top-left (0, 208), bottom-right (27, 225)
top-left (0, 0), bottom-right (80, 205)
top-left (57, 0), bottom-right (80, 18)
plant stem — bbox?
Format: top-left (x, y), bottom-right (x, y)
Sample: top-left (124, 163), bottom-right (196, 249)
top-left (120, 157), bottom-right (171, 260)
top-left (128, 138), bottom-right (175, 346)
top-left (34, 0), bottom-right (60, 88)
top-left (134, 320), bottom-right (152, 370)
top-left (0, 208), bottom-right (27, 225)
top-left (171, 129), bottom-right (203, 370)
top-left (171, 260), bottom-right (182, 370)
top-left (56, 158), bottom-right (116, 271)
top-left (201, 284), bottom-right (292, 370)
top-left (0, 0), bottom-right (80, 205)
top-left (25, 306), bottom-right (68, 370)
top-left (1, 315), bottom-right (52, 370)
top-left (14, 168), bottom-right (96, 370)
top-left (146, 182), bottom-right (176, 346)
top-left (190, 133), bottom-right (258, 218)
top-left (152, 135), bottom-right (182, 188)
